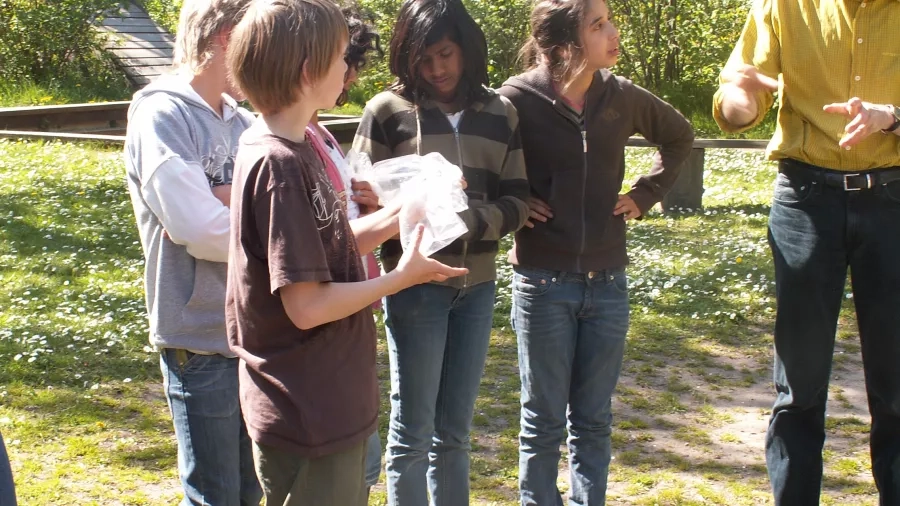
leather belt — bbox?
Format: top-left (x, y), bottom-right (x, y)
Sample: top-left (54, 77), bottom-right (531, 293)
top-left (779, 159), bottom-right (900, 191)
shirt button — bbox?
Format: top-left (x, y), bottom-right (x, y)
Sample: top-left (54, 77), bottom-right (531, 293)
top-left (857, 38), bottom-right (863, 44)
top-left (855, 76), bottom-right (861, 81)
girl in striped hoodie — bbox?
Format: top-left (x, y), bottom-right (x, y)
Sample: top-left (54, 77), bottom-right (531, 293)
top-left (352, 0), bottom-right (529, 503)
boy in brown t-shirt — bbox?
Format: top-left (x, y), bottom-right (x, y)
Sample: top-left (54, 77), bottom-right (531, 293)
top-left (224, 0), bottom-right (467, 504)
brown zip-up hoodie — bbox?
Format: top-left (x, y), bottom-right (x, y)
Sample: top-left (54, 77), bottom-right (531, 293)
top-left (498, 66), bottom-right (694, 273)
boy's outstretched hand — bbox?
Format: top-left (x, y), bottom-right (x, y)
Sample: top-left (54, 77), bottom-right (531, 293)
top-left (395, 224), bottom-right (468, 285)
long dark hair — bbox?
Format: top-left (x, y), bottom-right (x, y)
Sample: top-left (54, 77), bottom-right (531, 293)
top-left (336, 2), bottom-right (383, 106)
top-left (520, 0), bottom-right (590, 83)
top-left (388, 0), bottom-right (489, 104)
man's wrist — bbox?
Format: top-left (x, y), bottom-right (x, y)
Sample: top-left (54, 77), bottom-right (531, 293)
top-left (881, 104), bottom-right (900, 133)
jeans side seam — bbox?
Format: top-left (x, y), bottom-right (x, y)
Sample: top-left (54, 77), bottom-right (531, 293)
top-left (436, 327), bottom-right (452, 503)
top-left (165, 352), bottom-right (205, 504)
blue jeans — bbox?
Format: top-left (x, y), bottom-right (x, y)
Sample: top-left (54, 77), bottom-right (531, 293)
top-left (511, 266), bottom-right (629, 506)
top-left (766, 162), bottom-right (900, 505)
top-left (384, 280), bottom-right (496, 506)
top-left (160, 349), bottom-right (262, 506)
top-left (366, 430), bottom-right (382, 488)
top-left (0, 431), bottom-right (16, 506)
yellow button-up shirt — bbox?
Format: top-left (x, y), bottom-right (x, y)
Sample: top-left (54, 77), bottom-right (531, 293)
top-left (713, 0), bottom-right (900, 171)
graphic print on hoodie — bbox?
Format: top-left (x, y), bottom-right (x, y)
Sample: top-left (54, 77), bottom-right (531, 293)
top-left (203, 141), bottom-right (239, 187)
top-left (124, 74), bottom-right (256, 356)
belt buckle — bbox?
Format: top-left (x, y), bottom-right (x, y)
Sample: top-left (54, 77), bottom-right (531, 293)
top-left (843, 173), bottom-right (872, 191)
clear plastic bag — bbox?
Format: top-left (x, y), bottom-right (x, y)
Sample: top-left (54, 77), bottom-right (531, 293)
top-left (349, 151), bottom-right (468, 257)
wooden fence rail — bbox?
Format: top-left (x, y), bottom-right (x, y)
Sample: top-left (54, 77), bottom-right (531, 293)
top-left (0, 103), bottom-right (769, 212)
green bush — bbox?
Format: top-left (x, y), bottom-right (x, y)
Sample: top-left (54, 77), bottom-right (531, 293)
top-left (0, 0), bottom-right (770, 136)
top-left (0, 0), bottom-right (122, 81)
top-left (140, 0), bottom-right (182, 33)
top-left (464, 0), bottom-right (531, 87)
top-left (614, 0), bottom-right (755, 125)
top-left (0, 0), bottom-right (131, 104)
top-left (351, 0), bottom-right (763, 135)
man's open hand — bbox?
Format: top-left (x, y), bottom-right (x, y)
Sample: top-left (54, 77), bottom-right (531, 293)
top-left (823, 98), bottom-right (896, 148)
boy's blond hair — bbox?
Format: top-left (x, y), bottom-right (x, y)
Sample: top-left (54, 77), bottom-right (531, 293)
top-left (173, 0), bottom-right (251, 74)
top-left (228, 0), bottom-right (349, 115)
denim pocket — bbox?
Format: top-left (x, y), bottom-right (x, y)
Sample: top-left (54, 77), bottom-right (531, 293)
top-left (513, 268), bottom-right (556, 297)
top-left (882, 181), bottom-right (900, 204)
top-left (180, 351), bottom-right (209, 374)
top-left (179, 351), bottom-right (233, 376)
top-left (773, 172), bottom-right (813, 205)
top-left (610, 270), bottom-right (628, 295)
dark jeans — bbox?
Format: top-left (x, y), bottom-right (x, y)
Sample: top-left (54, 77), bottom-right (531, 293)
top-left (766, 161), bottom-right (900, 505)
top-left (0, 431), bottom-right (15, 506)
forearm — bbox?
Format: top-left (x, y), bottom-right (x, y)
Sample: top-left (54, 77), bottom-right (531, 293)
top-left (628, 150), bottom-right (686, 213)
top-left (717, 93), bottom-right (757, 130)
top-left (143, 159), bottom-right (231, 262)
top-left (630, 97), bottom-right (696, 211)
top-left (282, 272), bottom-right (408, 330)
top-left (458, 196), bottom-right (529, 241)
top-left (713, 85), bottom-right (769, 133)
top-left (350, 201), bottom-right (401, 255)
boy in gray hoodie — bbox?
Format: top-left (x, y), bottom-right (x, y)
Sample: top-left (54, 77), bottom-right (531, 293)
top-left (123, 1), bottom-right (261, 504)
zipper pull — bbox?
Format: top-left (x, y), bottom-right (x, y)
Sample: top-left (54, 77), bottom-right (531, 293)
top-left (582, 130), bottom-right (587, 153)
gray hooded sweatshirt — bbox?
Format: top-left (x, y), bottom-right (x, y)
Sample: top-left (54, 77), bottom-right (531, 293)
top-left (124, 75), bottom-right (255, 356)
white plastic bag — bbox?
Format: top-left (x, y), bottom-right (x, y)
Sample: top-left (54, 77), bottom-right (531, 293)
top-left (349, 151), bottom-right (468, 257)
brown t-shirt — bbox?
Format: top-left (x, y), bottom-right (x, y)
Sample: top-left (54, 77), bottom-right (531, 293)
top-left (225, 129), bottom-right (377, 458)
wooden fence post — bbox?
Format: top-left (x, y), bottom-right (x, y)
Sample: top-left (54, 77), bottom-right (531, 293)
top-left (662, 147), bottom-right (705, 213)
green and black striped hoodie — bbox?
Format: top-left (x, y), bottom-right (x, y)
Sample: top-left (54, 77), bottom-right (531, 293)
top-left (351, 87), bottom-right (530, 288)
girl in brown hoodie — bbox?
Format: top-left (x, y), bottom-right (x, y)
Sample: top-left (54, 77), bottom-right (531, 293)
top-left (498, 0), bottom-right (693, 504)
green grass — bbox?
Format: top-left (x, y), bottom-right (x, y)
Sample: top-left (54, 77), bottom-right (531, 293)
top-left (0, 139), bottom-right (877, 504)
top-left (324, 102), bottom-right (366, 116)
top-left (0, 75), bottom-right (132, 107)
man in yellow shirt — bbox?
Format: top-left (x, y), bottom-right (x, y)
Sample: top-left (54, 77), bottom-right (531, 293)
top-left (714, 0), bottom-right (900, 504)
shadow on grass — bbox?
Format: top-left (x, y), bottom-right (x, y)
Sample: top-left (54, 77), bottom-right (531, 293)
top-left (0, 310), bottom-right (157, 387)
top-left (0, 174), bottom-right (155, 387)
top-left (4, 382), bottom-right (176, 473)
top-left (0, 180), bottom-right (142, 270)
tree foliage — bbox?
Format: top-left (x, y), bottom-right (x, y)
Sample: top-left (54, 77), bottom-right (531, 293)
top-left (140, 0), bottom-right (182, 33)
top-left (0, 0), bottom-right (754, 123)
top-left (0, 0), bottom-right (125, 83)
top-left (350, 0), bottom-right (750, 116)
top-left (613, 0), bottom-right (750, 114)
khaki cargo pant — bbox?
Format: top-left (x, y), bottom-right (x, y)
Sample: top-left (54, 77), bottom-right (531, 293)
top-left (252, 439), bottom-right (367, 506)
